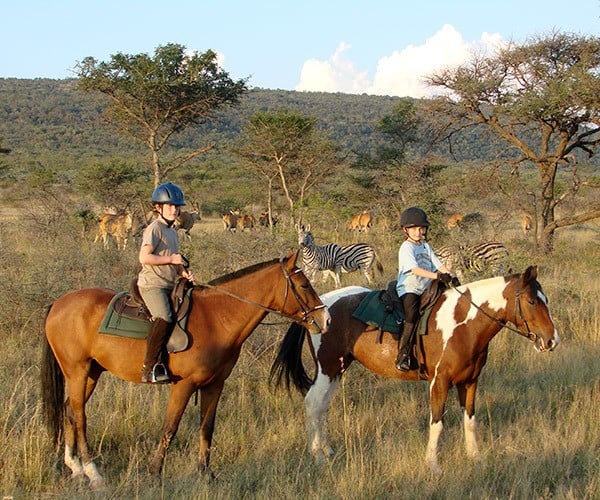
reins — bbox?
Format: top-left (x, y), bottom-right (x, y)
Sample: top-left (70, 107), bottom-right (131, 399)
top-left (194, 257), bottom-right (326, 326)
top-left (448, 279), bottom-right (539, 343)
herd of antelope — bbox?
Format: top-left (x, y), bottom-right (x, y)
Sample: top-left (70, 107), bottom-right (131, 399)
top-left (91, 205), bottom-right (281, 249)
top-left (91, 203), bottom-right (530, 289)
top-left (92, 203), bottom-right (202, 250)
top-left (221, 210), bottom-right (279, 232)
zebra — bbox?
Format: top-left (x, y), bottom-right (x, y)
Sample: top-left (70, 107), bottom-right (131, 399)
top-left (435, 241), bottom-right (510, 282)
top-left (297, 225), bottom-right (383, 288)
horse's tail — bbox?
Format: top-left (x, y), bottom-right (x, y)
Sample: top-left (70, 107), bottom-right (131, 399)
top-left (40, 303), bottom-right (64, 448)
top-left (269, 322), bottom-right (314, 395)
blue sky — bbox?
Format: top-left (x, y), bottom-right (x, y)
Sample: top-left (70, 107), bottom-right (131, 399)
top-left (2, 0), bottom-right (598, 97)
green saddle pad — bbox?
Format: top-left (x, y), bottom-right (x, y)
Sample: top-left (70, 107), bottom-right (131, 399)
top-left (98, 292), bottom-right (151, 338)
top-left (352, 290), bottom-right (404, 334)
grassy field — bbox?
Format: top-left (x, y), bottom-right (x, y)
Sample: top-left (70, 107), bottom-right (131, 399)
top-left (0, 211), bottom-right (599, 499)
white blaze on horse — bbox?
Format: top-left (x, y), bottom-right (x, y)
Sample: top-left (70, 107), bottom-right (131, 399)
top-left (271, 267), bottom-right (560, 475)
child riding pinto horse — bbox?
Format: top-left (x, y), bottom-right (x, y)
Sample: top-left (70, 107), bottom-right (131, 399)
top-left (271, 266), bottom-right (560, 474)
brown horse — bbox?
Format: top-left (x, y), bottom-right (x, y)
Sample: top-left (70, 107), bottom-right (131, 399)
top-left (271, 267), bottom-right (560, 474)
top-left (41, 250), bottom-right (330, 489)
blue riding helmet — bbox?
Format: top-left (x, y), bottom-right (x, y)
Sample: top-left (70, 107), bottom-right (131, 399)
top-left (151, 182), bottom-right (186, 206)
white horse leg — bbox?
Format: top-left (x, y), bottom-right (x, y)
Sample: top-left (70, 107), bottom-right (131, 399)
top-left (463, 410), bottom-right (480, 458)
top-left (425, 419), bottom-right (443, 475)
top-left (305, 370), bottom-right (340, 462)
top-left (83, 461), bottom-right (105, 490)
top-left (64, 444), bottom-right (84, 479)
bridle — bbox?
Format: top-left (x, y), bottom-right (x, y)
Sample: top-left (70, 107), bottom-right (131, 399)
top-left (197, 256), bottom-right (327, 327)
top-left (512, 282), bottom-right (540, 343)
top-left (449, 279), bottom-right (539, 344)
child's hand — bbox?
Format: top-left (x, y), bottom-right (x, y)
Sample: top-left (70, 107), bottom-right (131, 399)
top-left (437, 272), bottom-right (453, 285)
top-left (182, 269), bottom-right (195, 283)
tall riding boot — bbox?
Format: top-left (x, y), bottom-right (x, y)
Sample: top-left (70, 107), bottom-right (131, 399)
top-left (395, 322), bottom-right (417, 372)
top-left (141, 318), bottom-right (172, 383)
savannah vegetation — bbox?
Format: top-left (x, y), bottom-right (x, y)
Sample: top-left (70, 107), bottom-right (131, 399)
top-left (1, 213), bottom-right (598, 499)
top-left (0, 31), bottom-right (599, 498)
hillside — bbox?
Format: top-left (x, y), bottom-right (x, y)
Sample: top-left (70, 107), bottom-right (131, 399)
top-left (1, 78), bottom-right (598, 231)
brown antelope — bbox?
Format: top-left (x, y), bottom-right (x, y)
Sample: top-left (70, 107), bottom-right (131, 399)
top-left (175, 209), bottom-right (201, 239)
top-left (446, 213), bottom-right (464, 229)
top-left (258, 211), bottom-right (278, 228)
top-left (348, 210), bottom-right (373, 233)
top-left (222, 210), bottom-right (239, 232)
top-left (521, 215), bottom-right (533, 237)
top-left (94, 211), bottom-right (134, 250)
top-left (239, 213), bottom-right (256, 231)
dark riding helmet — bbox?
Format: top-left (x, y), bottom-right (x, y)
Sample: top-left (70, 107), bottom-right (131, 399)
top-left (400, 207), bottom-right (430, 228)
top-left (151, 182), bottom-right (186, 206)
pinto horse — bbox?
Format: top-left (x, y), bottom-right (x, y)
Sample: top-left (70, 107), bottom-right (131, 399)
top-left (271, 266), bottom-right (560, 474)
top-left (41, 250), bottom-right (330, 489)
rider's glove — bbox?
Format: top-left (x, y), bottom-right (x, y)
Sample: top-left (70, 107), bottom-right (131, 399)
top-left (437, 272), bottom-right (453, 285)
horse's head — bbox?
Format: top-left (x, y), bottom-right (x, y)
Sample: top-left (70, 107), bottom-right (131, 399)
top-left (282, 250), bottom-right (330, 334)
top-left (512, 266), bottom-right (561, 352)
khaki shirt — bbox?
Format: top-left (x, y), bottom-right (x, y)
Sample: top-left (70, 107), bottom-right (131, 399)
top-left (137, 219), bottom-right (180, 289)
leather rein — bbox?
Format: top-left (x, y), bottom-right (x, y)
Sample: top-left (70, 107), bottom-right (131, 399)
top-left (196, 257), bottom-right (326, 327)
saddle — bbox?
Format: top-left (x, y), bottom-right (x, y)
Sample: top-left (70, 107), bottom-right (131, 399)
top-left (352, 279), bottom-right (448, 341)
top-left (98, 277), bottom-right (194, 353)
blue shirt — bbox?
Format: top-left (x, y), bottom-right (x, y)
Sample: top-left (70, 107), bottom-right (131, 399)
top-left (396, 240), bottom-right (443, 296)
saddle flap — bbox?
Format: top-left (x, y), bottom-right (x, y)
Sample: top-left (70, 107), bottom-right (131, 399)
top-left (352, 289), bottom-right (404, 334)
top-left (98, 286), bottom-right (194, 354)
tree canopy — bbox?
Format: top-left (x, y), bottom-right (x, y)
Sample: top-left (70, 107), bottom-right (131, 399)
top-left (75, 43), bottom-right (249, 187)
top-left (233, 109), bottom-right (343, 226)
top-left (425, 31), bottom-right (600, 252)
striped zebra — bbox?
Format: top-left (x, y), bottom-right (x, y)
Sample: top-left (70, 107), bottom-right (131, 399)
top-left (297, 225), bottom-right (383, 288)
top-left (435, 241), bottom-right (510, 282)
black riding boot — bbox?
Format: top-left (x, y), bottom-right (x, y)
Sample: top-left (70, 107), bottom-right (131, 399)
top-left (141, 318), bottom-right (172, 383)
top-left (395, 321), bottom-right (417, 372)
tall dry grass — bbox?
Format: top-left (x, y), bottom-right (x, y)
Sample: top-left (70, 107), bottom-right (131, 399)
top-left (0, 214), bottom-right (598, 499)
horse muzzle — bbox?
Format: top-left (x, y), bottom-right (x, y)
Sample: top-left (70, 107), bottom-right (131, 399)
top-left (306, 307), bottom-right (331, 334)
top-left (534, 331), bottom-right (561, 352)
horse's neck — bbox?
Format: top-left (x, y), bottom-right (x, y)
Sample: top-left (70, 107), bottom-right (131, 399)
top-left (464, 278), bottom-right (512, 334)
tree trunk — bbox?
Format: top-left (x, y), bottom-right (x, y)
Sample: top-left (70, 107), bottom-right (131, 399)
top-left (538, 163), bottom-right (558, 254)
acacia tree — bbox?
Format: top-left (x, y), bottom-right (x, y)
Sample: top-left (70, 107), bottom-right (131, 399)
top-left (75, 43), bottom-right (248, 187)
top-left (233, 110), bottom-right (342, 227)
top-left (425, 31), bottom-right (600, 252)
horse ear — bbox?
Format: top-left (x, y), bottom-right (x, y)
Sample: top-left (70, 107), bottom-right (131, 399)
top-left (289, 248), bottom-right (299, 267)
top-left (523, 265), bottom-right (538, 282)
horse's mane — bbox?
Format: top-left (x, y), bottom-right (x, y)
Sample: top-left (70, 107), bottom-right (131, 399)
top-left (206, 257), bottom-right (281, 286)
top-left (456, 270), bottom-right (541, 296)
top-left (459, 275), bottom-right (507, 290)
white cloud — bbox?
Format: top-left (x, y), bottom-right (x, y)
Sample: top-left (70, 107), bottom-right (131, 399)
top-left (295, 25), bottom-right (505, 98)
top-left (295, 42), bottom-right (370, 94)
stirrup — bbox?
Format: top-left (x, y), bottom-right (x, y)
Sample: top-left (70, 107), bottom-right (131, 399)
top-left (395, 354), bottom-right (414, 372)
top-left (142, 363), bottom-right (170, 384)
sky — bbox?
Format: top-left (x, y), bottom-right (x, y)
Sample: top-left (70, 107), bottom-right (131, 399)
top-left (2, 1), bottom-right (598, 98)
